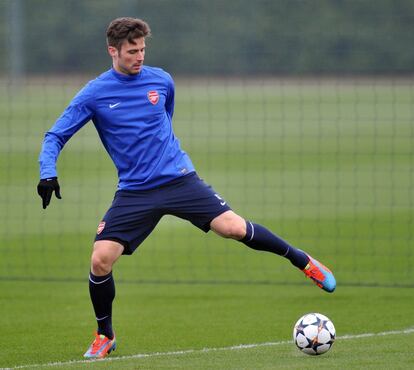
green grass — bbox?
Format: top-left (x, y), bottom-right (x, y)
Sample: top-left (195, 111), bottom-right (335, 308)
top-left (1, 281), bottom-right (413, 369)
top-left (0, 77), bottom-right (413, 368)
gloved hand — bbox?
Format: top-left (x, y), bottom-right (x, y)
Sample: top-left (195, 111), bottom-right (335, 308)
top-left (37, 177), bottom-right (62, 209)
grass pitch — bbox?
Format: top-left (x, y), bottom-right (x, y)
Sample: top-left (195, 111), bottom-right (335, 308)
top-left (1, 281), bottom-right (413, 369)
top-left (0, 77), bottom-right (413, 369)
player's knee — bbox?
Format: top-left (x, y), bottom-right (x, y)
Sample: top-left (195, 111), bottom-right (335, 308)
top-left (91, 251), bottom-right (113, 275)
top-left (219, 220), bottom-right (246, 240)
top-left (90, 240), bottom-right (123, 275)
top-left (211, 212), bottom-right (247, 240)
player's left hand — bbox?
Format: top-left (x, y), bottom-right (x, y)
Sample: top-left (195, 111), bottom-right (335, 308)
top-left (37, 177), bottom-right (62, 209)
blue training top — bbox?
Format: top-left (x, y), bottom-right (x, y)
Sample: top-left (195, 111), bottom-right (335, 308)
top-left (38, 66), bottom-right (195, 190)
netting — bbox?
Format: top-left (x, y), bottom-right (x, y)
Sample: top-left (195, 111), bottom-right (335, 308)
top-left (1, 0), bottom-right (413, 287)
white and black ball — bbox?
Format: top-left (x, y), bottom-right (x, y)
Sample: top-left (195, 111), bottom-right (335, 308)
top-left (293, 313), bottom-right (336, 355)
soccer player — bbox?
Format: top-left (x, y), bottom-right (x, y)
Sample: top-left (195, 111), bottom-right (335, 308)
top-left (37, 17), bottom-right (336, 359)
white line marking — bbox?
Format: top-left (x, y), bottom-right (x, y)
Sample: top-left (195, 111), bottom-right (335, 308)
top-left (5, 327), bottom-right (414, 369)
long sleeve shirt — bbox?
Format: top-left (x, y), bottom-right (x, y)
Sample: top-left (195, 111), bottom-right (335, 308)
top-left (38, 66), bottom-right (195, 190)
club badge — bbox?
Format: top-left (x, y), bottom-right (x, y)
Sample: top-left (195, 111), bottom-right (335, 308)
top-left (97, 221), bottom-right (106, 235)
top-left (147, 90), bottom-right (159, 105)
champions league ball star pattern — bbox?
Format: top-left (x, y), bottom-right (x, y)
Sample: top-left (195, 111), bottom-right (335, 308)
top-left (293, 313), bottom-right (336, 355)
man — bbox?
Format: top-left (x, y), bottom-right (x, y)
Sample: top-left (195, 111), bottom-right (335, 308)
top-left (37, 17), bottom-right (336, 359)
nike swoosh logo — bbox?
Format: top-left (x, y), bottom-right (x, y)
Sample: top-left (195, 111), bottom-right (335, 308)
top-left (214, 193), bottom-right (226, 206)
top-left (109, 102), bottom-right (121, 109)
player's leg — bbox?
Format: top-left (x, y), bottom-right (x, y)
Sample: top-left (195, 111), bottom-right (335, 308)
top-left (84, 240), bottom-right (123, 359)
top-left (210, 211), bottom-right (336, 292)
top-left (161, 173), bottom-right (335, 292)
top-left (210, 210), bottom-right (309, 268)
top-left (84, 189), bottom-right (163, 358)
top-left (90, 240), bottom-right (124, 338)
top-left (162, 173), bottom-right (310, 274)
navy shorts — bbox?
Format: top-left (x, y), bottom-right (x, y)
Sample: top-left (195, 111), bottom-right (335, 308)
top-left (95, 172), bottom-right (232, 254)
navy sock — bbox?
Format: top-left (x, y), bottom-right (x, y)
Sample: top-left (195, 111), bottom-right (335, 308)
top-left (89, 271), bottom-right (115, 339)
top-left (241, 221), bottom-right (309, 269)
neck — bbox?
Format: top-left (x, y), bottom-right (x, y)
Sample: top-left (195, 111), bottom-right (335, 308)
top-left (112, 64), bottom-right (141, 76)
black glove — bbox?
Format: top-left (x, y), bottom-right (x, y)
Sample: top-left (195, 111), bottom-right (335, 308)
top-left (37, 177), bottom-right (62, 209)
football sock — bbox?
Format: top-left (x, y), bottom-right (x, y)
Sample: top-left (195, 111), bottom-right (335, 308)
top-left (241, 221), bottom-right (309, 269)
top-left (89, 271), bottom-right (115, 339)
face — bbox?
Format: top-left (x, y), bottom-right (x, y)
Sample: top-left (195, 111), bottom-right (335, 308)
top-left (108, 37), bottom-right (146, 75)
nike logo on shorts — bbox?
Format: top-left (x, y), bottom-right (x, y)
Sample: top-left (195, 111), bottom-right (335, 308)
top-left (214, 193), bottom-right (226, 206)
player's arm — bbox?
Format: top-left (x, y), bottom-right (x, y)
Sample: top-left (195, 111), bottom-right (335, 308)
top-left (165, 72), bottom-right (175, 119)
top-left (37, 84), bottom-right (95, 209)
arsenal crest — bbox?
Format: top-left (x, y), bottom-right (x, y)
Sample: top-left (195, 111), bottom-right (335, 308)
top-left (147, 90), bottom-right (159, 105)
top-left (96, 221), bottom-right (106, 235)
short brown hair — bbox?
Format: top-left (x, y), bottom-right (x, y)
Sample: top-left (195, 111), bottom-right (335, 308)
top-left (106, 17), bottom-right (151, 50)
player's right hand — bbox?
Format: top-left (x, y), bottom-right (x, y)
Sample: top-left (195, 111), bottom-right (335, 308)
top-left (37, 177), bottom-right (62, 209)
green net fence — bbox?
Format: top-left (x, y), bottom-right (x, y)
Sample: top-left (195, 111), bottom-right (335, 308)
top-left (1, 0), bottom-right (413, 287)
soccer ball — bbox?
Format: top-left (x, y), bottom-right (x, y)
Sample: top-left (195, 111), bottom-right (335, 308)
top-left (293, 313), bottom-right (336, 355)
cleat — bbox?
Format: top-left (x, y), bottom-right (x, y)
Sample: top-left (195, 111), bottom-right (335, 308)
top-left (83, 332), bottom-right (116, 359)
top-left (302, 254), bottom-right (336, 293)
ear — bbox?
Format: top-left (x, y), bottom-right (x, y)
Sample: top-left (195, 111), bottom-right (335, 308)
top-left (108, 46), bottom-right (118, 58)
